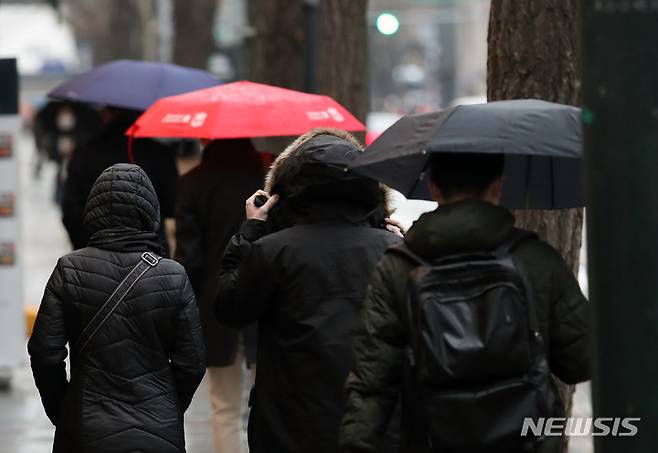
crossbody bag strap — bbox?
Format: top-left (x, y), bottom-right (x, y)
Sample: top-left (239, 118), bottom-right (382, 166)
top-left (494, 228), bottom-right (544, 341)
top-left (73, 252), bottom-right (161, 362)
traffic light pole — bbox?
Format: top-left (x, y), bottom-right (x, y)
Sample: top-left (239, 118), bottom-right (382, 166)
top-left (582, 2), bottom-right (658, 452)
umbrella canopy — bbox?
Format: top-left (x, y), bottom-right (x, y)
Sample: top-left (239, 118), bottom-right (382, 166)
top-left (126, 81), bottom-right (365, 139)
top-left (350, 99), bottom-right (583, 209)
top-left (48, 60), bottom-right (220, 111)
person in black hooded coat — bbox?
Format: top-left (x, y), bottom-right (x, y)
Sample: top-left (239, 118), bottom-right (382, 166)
top-left (216, 129), bottom-right (401, 453)
top-left (28, 163), bottom-right (205, 453)
top-left (175, 139), bottom-right (263, 453)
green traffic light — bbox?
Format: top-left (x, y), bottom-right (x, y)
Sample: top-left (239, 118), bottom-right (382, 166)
top-left (376, 13), bottom-right (400, 36)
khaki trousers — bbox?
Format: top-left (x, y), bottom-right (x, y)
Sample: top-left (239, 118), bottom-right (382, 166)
top-left (207, 352), bottom-right (252, 453)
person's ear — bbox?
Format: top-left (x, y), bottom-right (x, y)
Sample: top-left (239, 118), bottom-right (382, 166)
top-left (428, 180), bottom-right (445, 204)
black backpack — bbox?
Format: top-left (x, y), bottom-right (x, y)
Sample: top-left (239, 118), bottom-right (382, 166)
top-left (392, 229), bottom-right (561, 453)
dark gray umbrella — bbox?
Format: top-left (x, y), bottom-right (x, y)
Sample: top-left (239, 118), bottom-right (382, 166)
top-left (48, 60), bottom-right (220, 111)
top-left (351, 99), bottom-right (583, 209)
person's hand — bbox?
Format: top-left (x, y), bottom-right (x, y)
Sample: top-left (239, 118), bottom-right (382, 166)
top-left (246, 190), bottom-right (279, 221)
top-left (385, 217), bottom-right (406, 237)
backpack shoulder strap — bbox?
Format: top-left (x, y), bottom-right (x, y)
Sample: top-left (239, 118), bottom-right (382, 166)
top-left (493, 228), bottom-right (538, 257)
top-left (387, 242), bottom-right (428, 267)
top-left (73, 252), bottom-right (161, 362)
top-left (494, 228), bottom-right (545, 340)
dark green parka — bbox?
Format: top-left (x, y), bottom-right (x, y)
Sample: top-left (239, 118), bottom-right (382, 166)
top-left (340, 199), bottom-right (591, 453)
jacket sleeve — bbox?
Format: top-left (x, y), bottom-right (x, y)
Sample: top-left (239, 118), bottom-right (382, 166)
top-left (27, 262), bottom-right (69, 425)
top-left (340, 254), bottom-right (407, 453)
top-left (174, 179), bottom-right (203, 293)
top-left (215, 219), bottom-right (271, 326)
top-left (61, 147), bottom-right (90, 249)
top-left (547, 250), bottom-right (591, 384)
top-left (170, 277), bottom-right (206, 412)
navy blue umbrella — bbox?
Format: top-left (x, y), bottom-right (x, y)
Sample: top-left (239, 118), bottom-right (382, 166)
top-left (350, 100), bottom-right (583, 209)
top-left (48, 60), bottom-right (220, 111)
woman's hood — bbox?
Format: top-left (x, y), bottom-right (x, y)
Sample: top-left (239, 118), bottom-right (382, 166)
top-left (83, 163), bottom-right (161, 235)
top-left (264, 128), bottom-right (391, 219)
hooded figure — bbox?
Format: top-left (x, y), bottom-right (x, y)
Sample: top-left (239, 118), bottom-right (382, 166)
top-left (28, 164), bottom-right (205, 453)
top-left (175, 139), bottom-right (264, 453)
top-left (216, 129), bottom-right (401, 453)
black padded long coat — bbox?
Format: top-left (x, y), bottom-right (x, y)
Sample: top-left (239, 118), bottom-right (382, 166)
top-left (28, 164), bottom-right (206, 453)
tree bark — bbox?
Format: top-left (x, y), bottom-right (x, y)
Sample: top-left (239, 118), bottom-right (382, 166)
top-left (247, 0), bottom-right (307, 90)
top-left (63, 0), bottom-right (145, 65)
top-left (248, 0), bottom-right (368, 123)
top-left (316, 0), bottom-right (369, 123)
top-left (137, 0), bottom-right (159, 61)
top-left (488, 1), bottom-right (583, 451)
top-left (172, 0), bottom-right (218, 69)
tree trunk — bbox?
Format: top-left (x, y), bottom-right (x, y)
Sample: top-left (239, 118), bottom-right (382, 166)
top-left (63, 0), bottom-right (145, 65)
top-left (487, 1), bottom-right (583, 451)
top-left (247, 0), bottom-right (307, 89)
top-left (172, 0), bottom-right (218, 69)
top-left (248, 0), bottom-right (368, 124)
top-left (103, 1), bottom-right (144, 63)
top-left (316, 0), bottom-right (369, 123)
top-left (137, 0), bottom-right (159, 61)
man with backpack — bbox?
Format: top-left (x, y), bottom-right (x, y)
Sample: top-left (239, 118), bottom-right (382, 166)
top-left (340, 152), bottom-right (591, 453)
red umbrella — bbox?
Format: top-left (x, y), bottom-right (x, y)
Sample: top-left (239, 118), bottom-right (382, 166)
top-left (126, 81), bottom-right (365, 140)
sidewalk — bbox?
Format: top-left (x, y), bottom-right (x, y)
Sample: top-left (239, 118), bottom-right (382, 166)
top-left (0, 362), bottom-right (213, 453)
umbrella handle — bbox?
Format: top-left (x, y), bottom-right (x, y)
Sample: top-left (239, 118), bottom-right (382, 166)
top-left (128, 135), bottom-right (136, 164)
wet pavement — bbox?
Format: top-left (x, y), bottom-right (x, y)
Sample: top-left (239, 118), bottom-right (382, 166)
top-left (0, 362), bottom-right (214, 453)
top-left (0, 133), bottom-right (593, 453)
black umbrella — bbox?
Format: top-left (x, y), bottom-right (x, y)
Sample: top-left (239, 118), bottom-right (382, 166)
top-left (350, 99), bottom-right (583, 209)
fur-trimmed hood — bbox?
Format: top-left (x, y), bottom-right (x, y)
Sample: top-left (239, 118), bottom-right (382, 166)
top-left (265, 128), bottom-right (363, 194)
top-left (263, 128), bottom-right (390, 227)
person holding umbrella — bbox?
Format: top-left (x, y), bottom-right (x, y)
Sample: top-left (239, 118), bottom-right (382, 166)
top-left (53, 60), bottom-right (219, 253)
top-left (175, 138), bottom-right (264, 453)
top-left (62, 107), bottom-right (179, 253)
top-left (339, 101), bottom-right (591, 453)
top-left (124, 80), bottom-right (370, 452)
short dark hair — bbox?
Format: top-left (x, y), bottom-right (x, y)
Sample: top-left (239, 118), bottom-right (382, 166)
top-left (429, 152), bottom-right (505, 199)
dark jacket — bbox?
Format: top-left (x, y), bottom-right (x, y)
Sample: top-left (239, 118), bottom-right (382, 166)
top-left (29, 164), bottom-right (205, 453)
top-left (175, 139), bottom-right (264, 366)
top-left (62, 120), bottom-right (178, 251)
top-left (340, 199), bottom-right (591, 453)
top-left (216, 130), bottom-right (400, 453)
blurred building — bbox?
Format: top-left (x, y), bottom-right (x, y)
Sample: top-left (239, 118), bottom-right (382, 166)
top-left (0, 1), bottom-right (78, 75)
